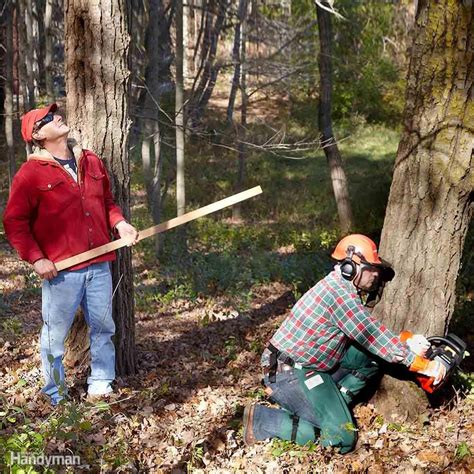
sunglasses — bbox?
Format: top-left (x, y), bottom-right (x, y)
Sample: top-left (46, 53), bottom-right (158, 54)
top-left (34, 112), bottom-right (55, 132)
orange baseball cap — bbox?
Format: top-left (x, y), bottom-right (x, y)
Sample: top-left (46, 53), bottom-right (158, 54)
top-left (21, 103), bottom-right (57, 142)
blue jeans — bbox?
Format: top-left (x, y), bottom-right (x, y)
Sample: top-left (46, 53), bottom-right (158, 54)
top-left (40, 262), bottom-right (115, 404)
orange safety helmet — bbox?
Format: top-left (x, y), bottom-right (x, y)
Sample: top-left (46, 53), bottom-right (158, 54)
top-left (332, 234), bottom-right (394, 305)
top-left (331, 234), bottom-right (382, 265)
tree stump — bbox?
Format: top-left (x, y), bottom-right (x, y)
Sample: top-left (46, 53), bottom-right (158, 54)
top-left (64, 309), bottom-right (90, 369)
top-left (371, 376), bottom-right (429, 422)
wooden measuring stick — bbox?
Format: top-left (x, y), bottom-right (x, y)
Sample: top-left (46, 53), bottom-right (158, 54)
top-left (55, 185), bottom-right (263, 272)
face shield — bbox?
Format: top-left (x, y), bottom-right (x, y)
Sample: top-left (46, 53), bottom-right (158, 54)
top-left (356, 261), bottom-right (395, 308)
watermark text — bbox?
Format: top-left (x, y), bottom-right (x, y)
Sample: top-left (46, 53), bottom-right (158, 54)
top-left (9, 451), bottom-right (81, 467)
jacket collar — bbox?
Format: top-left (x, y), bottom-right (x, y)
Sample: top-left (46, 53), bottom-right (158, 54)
top-left (27, 138), bottom-right (83, 163)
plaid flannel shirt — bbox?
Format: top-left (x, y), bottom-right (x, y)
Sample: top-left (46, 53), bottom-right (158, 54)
top-left (268, 269), bottom-right (415, 371)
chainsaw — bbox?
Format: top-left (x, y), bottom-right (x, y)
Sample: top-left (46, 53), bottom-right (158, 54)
top-left (417, 333), bottom-right (467, 394)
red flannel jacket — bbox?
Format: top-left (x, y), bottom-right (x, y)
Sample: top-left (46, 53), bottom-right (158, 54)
top-left (3, 140), bottom-right (125, 271)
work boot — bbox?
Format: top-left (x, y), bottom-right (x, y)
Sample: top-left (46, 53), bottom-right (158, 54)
top-left (242, 403), bottom-right (257, 446)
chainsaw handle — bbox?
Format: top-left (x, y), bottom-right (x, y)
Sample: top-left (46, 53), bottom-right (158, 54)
top-left (418, 375), bottom-right (435, 393)
top-left (427, 335), bottom-right (464, 351)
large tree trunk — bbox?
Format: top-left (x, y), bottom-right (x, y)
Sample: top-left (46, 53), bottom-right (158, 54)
top-left (64, 0), bottom-right (136, 376)
top-left (316, 1), bottom-right (354, 234)
top-left (372, 0), bottom-right (473, 420)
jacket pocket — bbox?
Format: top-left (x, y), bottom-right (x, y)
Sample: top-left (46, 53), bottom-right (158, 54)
top-left (87, 171), bottom-right (105, 180)
top-left (86, 171), bottom-right (105, 197)
top-left (37, 179), bottom-right (64, 191)
top-left (36, 179), bottom-right (67, 216)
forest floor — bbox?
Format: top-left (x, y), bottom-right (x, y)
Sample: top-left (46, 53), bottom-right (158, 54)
top-left (1, 241), bottom-right (473, 473)
top-left (1, 97), bottom-right (473, 472)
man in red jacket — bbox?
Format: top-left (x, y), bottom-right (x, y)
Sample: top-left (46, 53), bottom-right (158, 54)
top-left (3, 103), bottom-right (138, 405)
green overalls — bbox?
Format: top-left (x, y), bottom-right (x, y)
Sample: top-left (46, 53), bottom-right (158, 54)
top-left (261, 345), bottom-right (380, 453)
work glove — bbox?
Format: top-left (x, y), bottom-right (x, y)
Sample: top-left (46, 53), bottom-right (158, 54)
top-left (400, 330), bottom-right (431, 356)
top-left (406, 334), bottom-right (430, 356)
top-left (409, 356), bottom-right (447, 385)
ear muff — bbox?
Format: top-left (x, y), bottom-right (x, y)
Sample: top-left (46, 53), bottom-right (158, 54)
top-left (340, 245), bottom-right (357, 281)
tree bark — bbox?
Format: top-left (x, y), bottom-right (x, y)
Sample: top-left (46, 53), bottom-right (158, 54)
top-left (226, 0), bottom-right (248, 125)
top-left (138, 0), bottom-right (173, 256)
top-left (64, 309), bottom-right (89, 369)
top-left (189, 0), bottom-right (228, 128)
top-left (176, 0), bottom-right (186, 218)
top-left (150, 122), bottom-right (165, 255)
top-left (64, 0), bottom-right (136, 376)
top-left (183, 0), bottom-right (190, 85)
top-left (127, 0), bottom-right (146, 150)
top-left (232, 0), bottom-right (248, 222)
top-left (44, 0), bottom-right (54, 101)
top-left (372, 0), bottom-right (473, 420)
top-left (185, 0), bottom-right (196, 84)
top-left (4, 0), bottom-right (16, 190)
top-left (316, 1), bottom-right (354, 234)
top-left (17, 0), bottom-right (35, 109)
top-left (26, 0), bottom-right (38, 104)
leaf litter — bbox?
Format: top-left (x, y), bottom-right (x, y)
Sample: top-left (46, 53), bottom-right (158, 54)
top-left (0, 242), bottom-right (472, 472)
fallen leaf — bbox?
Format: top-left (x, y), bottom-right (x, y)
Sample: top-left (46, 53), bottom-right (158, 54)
top-left (417, 449), bottom-right (444, 464)
top-left (373, 438), bottom-right (384, 449)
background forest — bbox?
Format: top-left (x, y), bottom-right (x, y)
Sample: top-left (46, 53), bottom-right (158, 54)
top-left (0, 0), bottom-right (472, 472)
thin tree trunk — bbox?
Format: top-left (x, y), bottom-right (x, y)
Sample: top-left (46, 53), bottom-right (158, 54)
top-left (65, 0), bottom-right (135, 376)
top-left (34, 0), bottom-right (46, 95)
top-left (282, 0), bottom-right (293, 105)
top-left (137, 0), bottom-right (173, 256)
top-left (13, 3), bottom-right (20, 115)
top-left (44, 0), bottom-right (54, 101)
top-left (151, 122), bottom-right (164, 255)
top-left (372, 0), bottom-right (473, 420)
top-left (17, 0), bottom-right (35, 109)
top-left (193, 0), bottom-right (205, 73)
top-left (185, 0), bottom-right (196, 83)
top-left (176, 0), bottom-right (186, 217)
top-left (316, 1), bottom-right (354, 234)
top-left (141, 121), bottom-right (165, 255)
top-left (189, 0), bottom-right (228, 128)
top-left (232, 2), bottom-right (248, 222)
top-left (183, 0), bottom-right (190, 85)
top-left (25, 0), bottom-right (37, 105)
top-left (142, 135), bottom-right (152, 186)
top-left (127, 0), bottom-right (146, 150)
top-left (5, 0), bottom-right (16, 190)
top-left (226, 0), bottom-right (247, 125)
